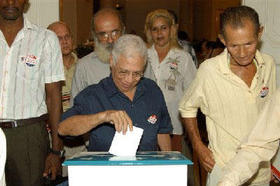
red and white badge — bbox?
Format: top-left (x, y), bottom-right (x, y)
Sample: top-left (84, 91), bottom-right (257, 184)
top-left (21, 54), bottom-right (37, 67)
top-left (260, 86), bottom-right (269, 98)
top-left (147, 114), bottom-right (157, 124)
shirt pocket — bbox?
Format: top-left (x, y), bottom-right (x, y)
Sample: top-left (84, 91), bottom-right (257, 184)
top-left (16, 55), bottom-right (40, 81)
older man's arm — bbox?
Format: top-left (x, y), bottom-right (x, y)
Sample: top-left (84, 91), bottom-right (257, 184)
top-left (183, 117), bottom-right (215, 172)
top-left (157, 134), bottom-right (171, 151)
top-left (58, 110), bottom-right (133, 136)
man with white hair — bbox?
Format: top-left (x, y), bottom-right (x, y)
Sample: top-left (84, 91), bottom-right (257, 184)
top-left (71, 8), bottom-right (154, 103)
top-left (58, 34), bottom-right (172, 152)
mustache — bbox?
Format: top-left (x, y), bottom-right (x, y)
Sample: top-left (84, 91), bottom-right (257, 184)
top-left (3, 7), bottom-right (20, 11)
top-left (104, 43), bottom-right (113, 51)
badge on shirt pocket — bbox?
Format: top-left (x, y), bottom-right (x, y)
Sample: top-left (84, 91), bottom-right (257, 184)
top-left (147, 114), bottom-right (157, 124)
top-left (260, 86), bottom-right (269, 98)
top-left (21, 54), bottom-right (38, 67)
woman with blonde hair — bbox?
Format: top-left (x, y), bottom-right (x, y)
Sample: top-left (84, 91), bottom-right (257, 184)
top-left (144, 9), bottom-right (196, 152)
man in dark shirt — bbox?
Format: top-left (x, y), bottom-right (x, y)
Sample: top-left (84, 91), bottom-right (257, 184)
top-left (58, 34), bottom-right (172, 151)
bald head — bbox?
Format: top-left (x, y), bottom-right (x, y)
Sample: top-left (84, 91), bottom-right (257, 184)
top-left (48, 21), bottom-right (73, 56)
top-left (93, 8), bottom-right (124, 34)
top-left (48, 21), bottom-right (71, 34)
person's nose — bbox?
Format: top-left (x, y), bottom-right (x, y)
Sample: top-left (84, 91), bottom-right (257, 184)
top-left (124, 73), bottom-right (134, 83)
top-left (61, 37), bottom-right (68, 44)
top-left (156, 29), bottom-right (162, 35)
top-left (107, 35), bottom-right (114, 44)
top-left (239, 46), bottom-right (246, 57)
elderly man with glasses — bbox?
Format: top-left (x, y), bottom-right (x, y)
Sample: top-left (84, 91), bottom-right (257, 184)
top-left (71, 8), bottom-right (155, 103)
top-left (58, 34), bottom-right (172, 152)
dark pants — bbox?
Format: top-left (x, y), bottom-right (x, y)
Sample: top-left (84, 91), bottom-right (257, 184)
top-left (3, 120), bottom-right (50, 186)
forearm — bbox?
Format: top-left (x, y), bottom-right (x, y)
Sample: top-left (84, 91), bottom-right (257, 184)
top-left (182, 117), bottom-right (203, 150)
top-left (58, 112), bottom-right (107, 136)
top-left (157, 133), bottom-right (171, 151)
top-left (46, 82), bottom-right (63, 151)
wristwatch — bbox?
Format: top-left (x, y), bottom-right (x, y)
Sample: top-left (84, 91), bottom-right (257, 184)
top-left (50, 149), bottom-right (65, 158)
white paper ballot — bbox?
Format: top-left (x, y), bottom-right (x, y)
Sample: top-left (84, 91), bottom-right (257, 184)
top-left (109, 126), bottom-right (143, 156)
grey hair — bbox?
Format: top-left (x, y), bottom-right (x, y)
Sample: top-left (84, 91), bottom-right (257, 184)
top-left (112, 34), bottom-right (147, 65)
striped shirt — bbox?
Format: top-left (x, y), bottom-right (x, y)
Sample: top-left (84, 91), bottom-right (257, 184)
top-left (0, 17), bottom-right (65, 120)
top-left (179, 49), bottom-right (276, 185)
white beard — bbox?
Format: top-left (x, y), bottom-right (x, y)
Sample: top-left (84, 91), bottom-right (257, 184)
top-left (94, 38), bottom-right (114, 63)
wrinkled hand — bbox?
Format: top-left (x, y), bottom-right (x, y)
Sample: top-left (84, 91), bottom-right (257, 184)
top-left (104, 110), bottom-right (133, 134)
top-left (195, 143), bottom-right (215, 172)
top-left (43, 153), bottom-right (62, 180)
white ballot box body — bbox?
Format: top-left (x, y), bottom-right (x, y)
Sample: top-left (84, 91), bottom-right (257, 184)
top-left (63, 151), bottom-right (192, 186)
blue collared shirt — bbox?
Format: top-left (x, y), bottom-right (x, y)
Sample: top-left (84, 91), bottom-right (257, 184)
top-left (62, 76), bottom-right (172, 151)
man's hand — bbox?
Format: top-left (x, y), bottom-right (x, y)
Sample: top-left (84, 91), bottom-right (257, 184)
top-left (195, 142), bottom-right (215, 172)
top-left (43, 153), bottom-right (62, 180)
top-left (104, 110), bottom-right (133, 134)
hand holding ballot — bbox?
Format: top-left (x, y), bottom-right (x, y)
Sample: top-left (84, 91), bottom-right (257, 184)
top-left (104, 110), bottom-right (133, 134)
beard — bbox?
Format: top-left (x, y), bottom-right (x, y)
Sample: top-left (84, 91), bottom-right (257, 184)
top-left (94, 37), bottom-right (114, 63)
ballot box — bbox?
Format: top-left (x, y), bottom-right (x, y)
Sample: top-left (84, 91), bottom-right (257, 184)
top-left (63, 151), bottom-right (192, 186)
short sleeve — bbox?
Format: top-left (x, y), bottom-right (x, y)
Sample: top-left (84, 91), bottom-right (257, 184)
top-left (179, 63), bottom-right (208, 118)
top-left (70, 61), bottom-right (88, 105)
top-left (42, 31), bottom-right (65, 83)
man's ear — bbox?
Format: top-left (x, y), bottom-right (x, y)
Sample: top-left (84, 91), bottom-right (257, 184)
top-left (258, 26), bottom-right (264, 40)
top-left (218, 34), bottom-right (226, 46)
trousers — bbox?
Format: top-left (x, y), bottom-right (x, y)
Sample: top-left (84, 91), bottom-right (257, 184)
top-left (3, 120), bottom-right (49, 186)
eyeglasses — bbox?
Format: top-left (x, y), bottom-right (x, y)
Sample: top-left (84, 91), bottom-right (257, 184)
top-left (116, 69), bottom-right (144, 80)
top-left (96, 29), bottom-right (121, 41)
top-left (58, 34), bottom-right (71, 42)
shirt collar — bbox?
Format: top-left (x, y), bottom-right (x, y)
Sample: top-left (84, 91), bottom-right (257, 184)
top-left (23, 15), bottom-right (36, 31)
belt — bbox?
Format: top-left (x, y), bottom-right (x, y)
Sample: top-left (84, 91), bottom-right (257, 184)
top-left (0, 114), bottom-right (48, 128)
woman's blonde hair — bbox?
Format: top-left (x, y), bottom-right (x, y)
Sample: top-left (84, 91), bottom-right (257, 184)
top-left (144, 9), bottom-right (180, 49)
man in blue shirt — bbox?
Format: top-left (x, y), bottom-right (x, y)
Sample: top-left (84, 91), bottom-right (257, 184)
top-left (58, 34), bottom-right (172, 151)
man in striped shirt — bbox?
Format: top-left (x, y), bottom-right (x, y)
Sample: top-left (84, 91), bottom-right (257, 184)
top-left (0, 0), bottom-right (65, 185)
top-left (179, 6), bottom-right (276, 186)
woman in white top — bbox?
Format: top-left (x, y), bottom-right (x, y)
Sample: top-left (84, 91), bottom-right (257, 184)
top-left (0, 128), bottom-right (6, 186)
top-left (144, 9), bottom-right (196, 152)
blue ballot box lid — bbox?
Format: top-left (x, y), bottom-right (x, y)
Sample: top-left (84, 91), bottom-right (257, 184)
top-left (63, 151), bottom-right (193, 166)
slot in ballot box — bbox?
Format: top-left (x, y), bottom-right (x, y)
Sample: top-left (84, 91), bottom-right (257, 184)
top-left (63, 151), bottom-right (192, 186)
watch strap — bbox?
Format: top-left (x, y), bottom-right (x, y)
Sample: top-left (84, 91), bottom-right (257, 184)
top-left (50, 149), bottom-right (65, 157)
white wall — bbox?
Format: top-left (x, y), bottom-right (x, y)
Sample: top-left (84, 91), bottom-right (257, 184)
top-left (243, 0), bottom-right (280, 87)
top-left (24, 0), bottom-right (59, 28)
